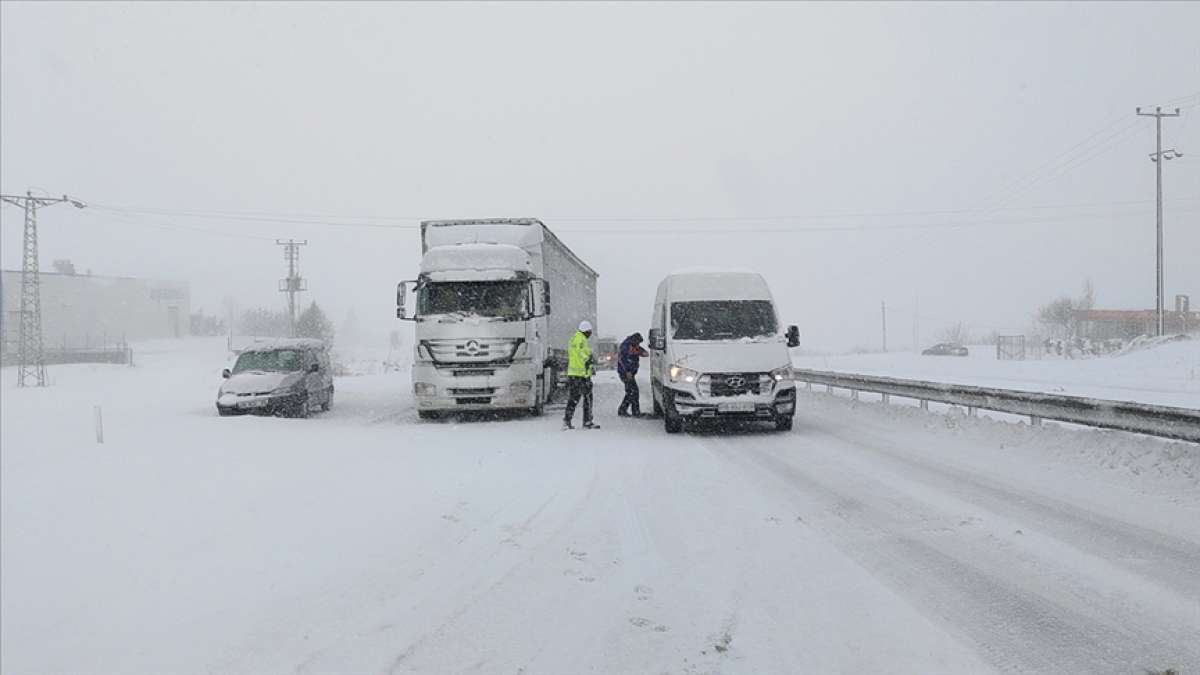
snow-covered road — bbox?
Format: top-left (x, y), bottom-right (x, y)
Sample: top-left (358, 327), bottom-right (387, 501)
top-left (3, 339), bottom-right (1198, 674)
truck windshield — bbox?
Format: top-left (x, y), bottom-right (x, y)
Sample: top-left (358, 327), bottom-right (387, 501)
top-left (233, 349), bottom-right (305, 373)
top-left (671, 301), bottom-right (778, 340)
top-left (418, 281), bottom-right (528, 320)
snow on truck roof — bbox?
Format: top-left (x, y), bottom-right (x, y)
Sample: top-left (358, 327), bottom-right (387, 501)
top-left (420, 243), bottom-right (532, 279)
top-left (421, 218), bottom-right (598, 278)
top-left (662, 269), bottom-right (773, 302)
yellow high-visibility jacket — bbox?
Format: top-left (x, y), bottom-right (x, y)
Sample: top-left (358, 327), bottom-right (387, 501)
top-left (567, 330), bottom-right (593, 378)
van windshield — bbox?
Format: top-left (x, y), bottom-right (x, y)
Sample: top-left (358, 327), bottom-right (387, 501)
top-left (417, 281), bottom-right (527, 320)
top-left (671, 301), bottom-right (777, 340)
top-left (233, 349), bottom-right (306, 373)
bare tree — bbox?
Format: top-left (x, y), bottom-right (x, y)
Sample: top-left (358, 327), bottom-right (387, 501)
top-left (939, 321), bottom-right (971, 345)
top-left (1036, 296), bottom-right (1077, 338)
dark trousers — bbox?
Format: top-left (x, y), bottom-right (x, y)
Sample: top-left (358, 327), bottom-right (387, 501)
top-left (563, 376), bottom-right (593, 425)
top-left (618, 373), bottom-right (641, 416)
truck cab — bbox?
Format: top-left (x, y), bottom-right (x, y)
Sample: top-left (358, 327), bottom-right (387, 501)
top-left (647, 269), bottom-right (800, 433)
top-left (397, 219), bottom-right (597, 419)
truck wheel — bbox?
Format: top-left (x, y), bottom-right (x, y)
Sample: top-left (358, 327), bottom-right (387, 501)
top-left (418, 410), bottom-right (440, 421)
top-left (775, 416), bottom-right (794, 432)
top-left (532, 385), bottom-right (545, 417)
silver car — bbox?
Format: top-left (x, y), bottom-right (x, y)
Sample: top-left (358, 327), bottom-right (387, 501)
top-left (216, 339), bottom-right (334, 417)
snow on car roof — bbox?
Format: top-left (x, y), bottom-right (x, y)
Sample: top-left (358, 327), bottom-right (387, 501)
top-left (238, 337), bottom-right (328, 354)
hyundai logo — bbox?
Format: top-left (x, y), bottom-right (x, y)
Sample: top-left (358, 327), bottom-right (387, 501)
top-left (725, 376), bottom-right (746, 389)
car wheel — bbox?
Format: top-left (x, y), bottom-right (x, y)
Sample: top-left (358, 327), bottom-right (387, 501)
top-left (292, 395), bottom-right (310, 419)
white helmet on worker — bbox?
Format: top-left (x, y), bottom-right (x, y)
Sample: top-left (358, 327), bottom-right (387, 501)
top-left (578, 320), bottom-right (593, 333)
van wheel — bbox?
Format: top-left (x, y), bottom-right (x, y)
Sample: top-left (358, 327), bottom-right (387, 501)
top-left (775, 416), bottom-right (793, 432)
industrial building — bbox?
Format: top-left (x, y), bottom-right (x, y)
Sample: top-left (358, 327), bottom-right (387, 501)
top-left (0, 267), bottom-right (190, 358)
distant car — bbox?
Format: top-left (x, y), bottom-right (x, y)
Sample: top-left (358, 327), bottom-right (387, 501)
top-left (922, 343), bottom-right (969, 356)
top-left (216, 338), bottom-right (334, 417)
top-left (595, 337), bottom-right (619, 371)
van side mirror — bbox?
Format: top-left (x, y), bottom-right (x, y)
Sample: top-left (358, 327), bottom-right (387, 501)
top-left (648, 328), bottom-right (665, 351)
top-left (786, 325), bottom-right (800, 348)
top-left (222, 368), bottom-right (231, 379)
top-left (397, 281), bottom-right (415, 320)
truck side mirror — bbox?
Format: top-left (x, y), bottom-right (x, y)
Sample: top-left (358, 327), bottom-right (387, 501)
top-left (530, 279), bottom-right (550, 317)
top-left (786, 325), bottom-right (800, 348)
top-left (396, 281), bottom-right (415, 321)
top-left (648, 328), bottom-right (665, 351)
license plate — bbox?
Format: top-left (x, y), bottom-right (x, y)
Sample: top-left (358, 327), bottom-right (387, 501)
top-left (239, 399), bottom-right (268, 409)
top-left (719, 402), bottom-right (755, 413)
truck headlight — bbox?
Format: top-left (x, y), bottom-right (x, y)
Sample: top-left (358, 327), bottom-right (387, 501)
top-left (669, 364), bottom-right (700, 384)
top-left (414, 382), bottom-right (436, 396)
top-left (510, 381), bottom-right (533, 395)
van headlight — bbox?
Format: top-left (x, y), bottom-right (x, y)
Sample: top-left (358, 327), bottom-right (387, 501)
top-left (669, 364), bottom-right (700, 384)
top-left (770, 365), bottom-right (793, 383)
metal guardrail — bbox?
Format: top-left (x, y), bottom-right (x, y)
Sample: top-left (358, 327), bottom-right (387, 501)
top-left (792, 368), bottom-right (1200, 444)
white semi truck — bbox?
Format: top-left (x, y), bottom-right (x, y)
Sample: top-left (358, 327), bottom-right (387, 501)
top-left (397, 219), bottom-right (598, 419)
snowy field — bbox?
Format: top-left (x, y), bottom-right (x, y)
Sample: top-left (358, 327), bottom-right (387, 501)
top-left (793, 339), bottom-right (1200, 409)
top-left (3, 337), bottom-right (1199, 674)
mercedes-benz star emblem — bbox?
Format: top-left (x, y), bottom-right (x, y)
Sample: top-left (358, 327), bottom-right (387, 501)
top-left (465, 340), bottom-right (481, 355)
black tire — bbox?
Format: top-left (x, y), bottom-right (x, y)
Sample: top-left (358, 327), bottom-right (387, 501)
top-left (652, 389), bottom-right (663, 417)
top-left (418, 410), bottom-right (440, 421)
top-left (292, 396), bottom-right (311, 419)
top-left (532, 382), bottom-right (545, 417)
top-left (321, 387), bottom-right (334, 412)
top-left (775, 415), bottom-right (794, 432)
top-left (665, 413), bottom-right (683, 434)
top-left (217, 408), bottom-right (236, 417)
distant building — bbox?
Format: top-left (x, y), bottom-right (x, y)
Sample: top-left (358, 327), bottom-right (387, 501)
top-left (1073, 307), bottom-right (1198, 340)
top-left (0, 268), bottom-right (190, 354)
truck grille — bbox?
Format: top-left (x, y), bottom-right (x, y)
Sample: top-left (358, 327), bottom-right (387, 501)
top-left (708, 373), bottom-right (763, 397)
top-left (422, 339), bottom-right (521, 364)
top-left (449, 387), bottom-right (496, 396)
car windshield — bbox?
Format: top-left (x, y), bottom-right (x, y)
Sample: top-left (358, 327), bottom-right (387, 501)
top-left (233, 349), bottom-right (306, 373)
top-left (417, 281), bottom-right (527, 320)
top-left (671, 300), bottom-right (778, 340)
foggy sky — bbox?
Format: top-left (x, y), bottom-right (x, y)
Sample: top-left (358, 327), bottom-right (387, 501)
top-left (2, 1), bottom-right (1198, 351)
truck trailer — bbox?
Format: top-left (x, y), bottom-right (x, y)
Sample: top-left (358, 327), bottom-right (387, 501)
top-left (397, 218), bottom-right (598, 419)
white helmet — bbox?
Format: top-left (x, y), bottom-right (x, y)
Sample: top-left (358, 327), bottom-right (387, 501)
top-left (578, 320), bottom-right (593, 332)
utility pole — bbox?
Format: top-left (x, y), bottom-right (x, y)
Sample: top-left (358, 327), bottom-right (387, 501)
top-left (276, 239), bottom-right (308, 337)
top-left (913, 295), bottom-right (920, 352)
top-left (1136, 106), bottom-right (1182, 336)
top-left (881, 301), bottom-right (887, 352)
top-left (0, 191), bottom-right (85, 387)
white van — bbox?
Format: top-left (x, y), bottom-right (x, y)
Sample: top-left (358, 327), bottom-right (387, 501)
top-left (647, 269), bottom-right (800, 433)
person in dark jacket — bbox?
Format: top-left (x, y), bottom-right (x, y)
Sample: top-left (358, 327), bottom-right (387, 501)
top-left (616, 332), bottom-right (649, 417)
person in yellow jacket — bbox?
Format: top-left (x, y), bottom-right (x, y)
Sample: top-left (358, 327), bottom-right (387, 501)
top-left (563, 320), bottom-right (598, 430)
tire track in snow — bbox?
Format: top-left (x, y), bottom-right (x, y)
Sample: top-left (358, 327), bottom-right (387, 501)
top-left (807, 417), bottom-right (1200, 601)
top-left (714, 433), bottom-right (1199, 672)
